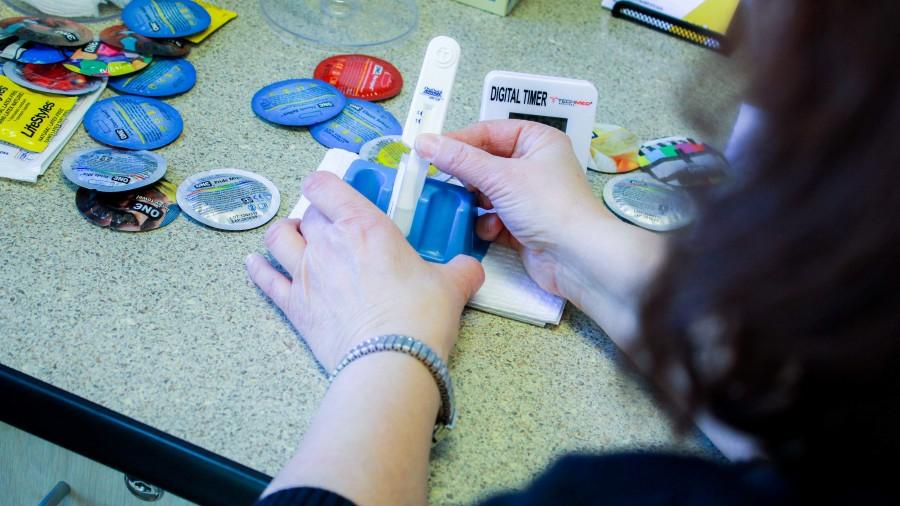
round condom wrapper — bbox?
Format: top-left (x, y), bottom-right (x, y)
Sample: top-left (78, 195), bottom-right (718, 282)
top-left (109, 58), bottom-right (196, 97)
top-left (176, 169), bottom-right (280, 231)
top-left (122, 0), bottom-right (212, 38)
top-left (638, 136), bottom-right (730, 188)
top-left (587, 123), bottom-right (640, 174)
top-left (76, 179), bottom-right (180, 232)
top-left (0, 39), bottom-right (66, 64)
top-left (358, 135), bottom-right (406, 166)
top-left (63, 148), bottom-right (167, 192)
top-left (603, 171), bottom-right (696, 232)
top-left (358, 135), bottom-right (444, 179)
top-left (0, 16), bottom-right (93, 47)
top-left (63, 40), bottom-right (152, 77)
top-left (84, 96), bottom-right (184, 150)
top-left (251, 79), bottom-right (346, 127)
top-left (5, 61), bottom-right (104, 96)
top-left (314, 54), bottom-right (403, 101)
top-left (100, 24), bottom-right (190, 57)
top-left (309, 99), bottom-right (402, 153)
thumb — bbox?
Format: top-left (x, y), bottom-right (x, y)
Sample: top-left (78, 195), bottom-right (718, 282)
top-left (440, 255), bottom-right (485, 300)
top-left (415, 133), bottom-right (504, 192)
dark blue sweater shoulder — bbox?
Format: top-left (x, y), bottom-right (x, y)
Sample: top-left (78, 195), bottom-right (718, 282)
top-left (255, 452), bottom-right (789, 506)
top-left (481, 452), bottom-right (787, 506)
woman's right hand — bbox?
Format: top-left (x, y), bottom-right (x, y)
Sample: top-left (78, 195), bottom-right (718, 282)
top-left (414, 120), bottom-right (605, 299)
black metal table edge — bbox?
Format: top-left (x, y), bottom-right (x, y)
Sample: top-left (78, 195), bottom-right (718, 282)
top-left (0, 363), bottom-right (271, 505)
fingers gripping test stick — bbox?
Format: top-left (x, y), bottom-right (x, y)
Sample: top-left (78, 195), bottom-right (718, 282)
top-left (387, 36), bottom-right (461, 236)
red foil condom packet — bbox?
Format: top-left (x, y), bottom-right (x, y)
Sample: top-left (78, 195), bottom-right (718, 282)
top-left (314, 54), bottom-right (403, 102)
top-left (7, 61), bottom-right (104, 96)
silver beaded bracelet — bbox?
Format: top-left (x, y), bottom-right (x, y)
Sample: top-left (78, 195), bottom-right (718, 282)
top-left (329, 335), bottom-right (456, 443)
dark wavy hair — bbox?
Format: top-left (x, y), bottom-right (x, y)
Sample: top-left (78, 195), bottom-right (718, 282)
top-left (636, 0), bottom-right (900, 493)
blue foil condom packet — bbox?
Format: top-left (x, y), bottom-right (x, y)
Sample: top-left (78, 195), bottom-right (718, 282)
top-left (0, 39), bottom-right (66, 64)
top-left (176, 169), bottom-right (281, 231)
top-left (309, 99), bottom-right (402, 152)
top-left (63, 147), bottom-right (167, 192)
top-left (84, 96), bottom-right (184, 150)
top-left (251, 78), bottom-right (346, 127)
top-left (109, 58), bottom-right (196, 97)
top-left (122, 0), bottom-right (212, 39)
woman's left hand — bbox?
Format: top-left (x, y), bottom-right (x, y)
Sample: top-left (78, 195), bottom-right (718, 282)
top-left (246, 171), bottom-right (485, 371)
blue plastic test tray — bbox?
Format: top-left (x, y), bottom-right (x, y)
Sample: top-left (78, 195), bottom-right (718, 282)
top-left (343, 160), bottom-right (490, 264)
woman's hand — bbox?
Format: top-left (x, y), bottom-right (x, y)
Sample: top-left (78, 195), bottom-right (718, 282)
top-left (246, 171), bottom-right (485, 371)
top-left (248, 172), bottom-right (483, 505)
top-left (417, 120), bottom-right (666, 343)
top-left (415, 120), bottom-right (605, 299)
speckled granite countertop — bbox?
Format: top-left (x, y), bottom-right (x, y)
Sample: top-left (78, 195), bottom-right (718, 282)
top-left (0, 1), bottom-right (741, 504)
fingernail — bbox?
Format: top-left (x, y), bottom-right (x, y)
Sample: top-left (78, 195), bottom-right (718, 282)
top-left (245, 253), bottom-right (257, 269)
top-left (264, 221), bottom-right (277, 242)
top-left (415, 133), bottom-right (440, 158)
top-left (301, 171), bottom-right (320, 192)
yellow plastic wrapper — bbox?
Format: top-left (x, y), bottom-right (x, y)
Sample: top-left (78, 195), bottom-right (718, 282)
top-left (186, 1), bottom-right (238, 43)
top-left (381, 144), bottom-right (443, 177)
top-left (0, 76), bottom-right (76, 153)
top-left (360, 136), bottom-right (441, 177)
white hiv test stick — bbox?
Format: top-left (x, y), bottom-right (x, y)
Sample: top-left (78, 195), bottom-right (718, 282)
top-left (387, 35), bottom-right (461, 236)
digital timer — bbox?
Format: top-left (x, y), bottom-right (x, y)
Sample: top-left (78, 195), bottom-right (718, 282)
top-left (479, 70), bottom-right (598, 169)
